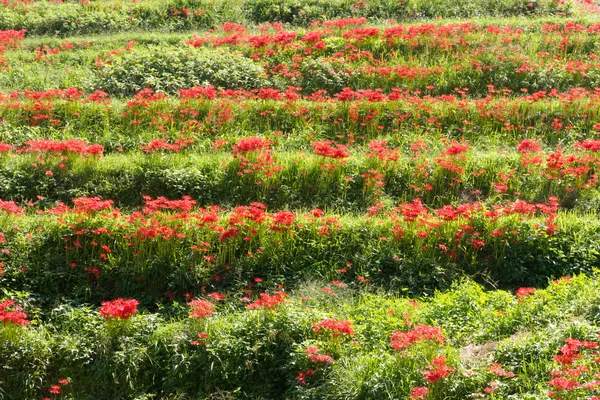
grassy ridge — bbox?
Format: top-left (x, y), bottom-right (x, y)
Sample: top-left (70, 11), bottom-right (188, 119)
top-left (2, 276), bottom-right (600, 399)
top-left (0, 200), bottom-right (597, 303)
top-left (2, 17), bottom-right (600, 94)
top-left (0, 145), bottom-right (599, 211)
top-left (0, 0), bottom-right (570, 36)
top-left (0, 89), bottom-right (600, 147)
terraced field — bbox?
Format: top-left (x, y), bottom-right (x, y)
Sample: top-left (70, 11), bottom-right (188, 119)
top-left (2, 0), bottom-right (600, 399)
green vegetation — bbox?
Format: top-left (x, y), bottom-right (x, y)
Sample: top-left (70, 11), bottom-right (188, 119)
top-left (1, 0), bottom-right (600, 398)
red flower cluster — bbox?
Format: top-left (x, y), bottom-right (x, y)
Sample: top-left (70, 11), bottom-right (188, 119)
top-left (487, 363), bottom-right (515, 377)
top-left (311, 140), bottom-right (350, 159)
top-left (545, 336), bottom-right (600, 397)
top-left (312, 318), bottom-right (355, 337)
top-left (232, 136), bottom-right (272, 155)
top-left (142, 195), bottom-right (196, 214)
top-left (231, 136), bottom-right (281, 177)
top-left (0, 142), bottom-right (12, 153)
top-left (421, 355), bottom-right (455, 383)
top-left (179, 85), bottom-right (218, 100)
top-left (0, 299), bottom-right (30, 325)
top-left (440, 141), bottom-right (470, 156)
top-left (0, 29), bottom-right (26, 48)
top-left (245, 291), bottom-right (287, 310)
top-left (140, 138), bottom-right (194, 153)
top-left (517, 139), bottom-right (542, 154)
top-left (322, 17), bottom-right (367, 28)
top-left (47, 379), bottom-right (69, 396)
top-left (190, 331), bottom-right (208, 346)
top-left (389, 324), bottom-right (445, 350)
top-left (548, 376), bottom-right (580, 391)
top-left (366, 139), bottom-right (399, 162)
top-left (72, 196), bottom-right (114, 213)
top-left (554, 338), bottom-right (598, 366)
top-left (98, 298), bottom-right (139, 320)
top-left (269, 211), bottom-right (296, 232)
top-left (575, 139), bottom-right (600, 152)
top-left (305, 346), bottom-right (334, 364)
top-left (0, 199), bottom-right (23, 214)
top-left (296, 369), bottom-right (315, 385)
top-left (408, 386), bottom-right (428, 399)
top-left (188, 299), bottom-right (215, 319)
top-left (515, 287), bottom-right (536, 297)
top-left (21, 139), bottom-right (103, 156)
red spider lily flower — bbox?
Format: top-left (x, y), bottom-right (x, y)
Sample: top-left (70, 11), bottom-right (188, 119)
top-left (269, 211), bottom-right (296, 231)
top-left (72, 196), bottom-right (114, 213)
top-left (140, 139), bottom-right (183, 153)
top-left (487, 363), bottom-right (515, 377)
top-left (245, 291), bottom-right (287, 310)
top-left (21, 139), bottom-right (103, 156)
top-left (232, 136), bottom-right (272, 155)
top-left (219, 228), bottom-right (239, 242)
top-left (188, 299), bottom-right (215, 319)
top-left (296, 369), bottom-right (315, 385)
top-left (0, 142), bottom-right (12, 153)
top-left (306, 346), bottom-right (334, 364)
top-left (0, 300), bottom-right (30, 325)
top-left (208, 292), bottom-right (226, 301)
top-left (553, 338), bottom-right (598, 366)
top-left (517, 139), bottom-right (541, 154)
top-left (342, 27), bottom-right (380, 41)
top-left (422, 355), bottom-right (454, 383)
top-left (142, 195), bottom-right (196, 214)
top-left (390, 324), bottom-right (445, 350)
top-left (0, 200), bottom-right (23, 214)
top-left (84, 267), bottom-right (100, 279)
top-left (311, 140), bottom-right (350, 159)
top-left (310, 208), bottom-right (324, 218)
top-left (575, 139), bottom-right (600, 152)
top-left (548, 377), bottom-right (580, 390)
top-left (179, 85), bottom-right (217, 99)
top-left (98, 298), bottom-right (139, 320)
top-left (408, 386), bottom-right (428, 399)
top-left (472, 239), bottom-right (486, 249)
top-left (323, 17), bottom-right (367, 28)
top-left (86, 90), bottom-right (110, 104)
top-left (321, 287), bottom-right (336, 296)
top-left (312, 318), bottom-right (354, 337)
top-left (515, 287), bottom-right (536, 297)
top-left (0, 30), bottom-right (26, 47)
top-left (441, 141), bottom-right (470, 156)
top-left (190, 331), bottom-right (209, 346)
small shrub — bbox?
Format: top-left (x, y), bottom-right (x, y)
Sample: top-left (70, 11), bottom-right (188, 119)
top-left (94, 46), bottom-right (269, 96)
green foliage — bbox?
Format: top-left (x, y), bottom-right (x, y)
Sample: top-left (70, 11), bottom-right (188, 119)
top-left (0, 3), bottom-right (598, 398)
top-left (2, 276), bottom-right (600, 399)
top-left (0, 0), bottom-right (236, 36)
top-left (0, 0), bottom-right (570, 37)
top-left (94, 46), bottom-right (269, 96)
top-left (242, 0), bottom-right (564, 24)
top-left (298, 59), bottom-right (350, 95)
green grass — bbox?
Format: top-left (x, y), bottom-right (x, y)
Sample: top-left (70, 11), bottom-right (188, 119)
top-left (2, 275), bottom-right (600, 399)
top-left (1, 3), bottom-right (600, 399)
top-left (2, 15), bottom-right (600, 95)
top-left (0, 0), bottom-right (572, 36)
top-left (0, 145), bottom-right (599, 212)
top-left (0, 202), bottom-right (598, 303)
